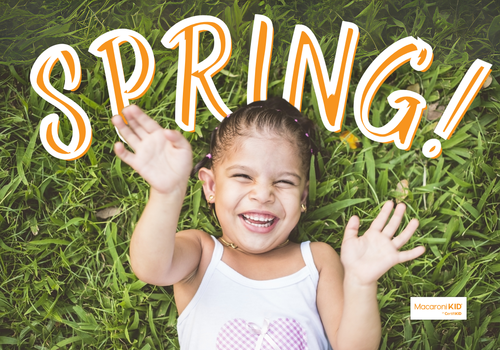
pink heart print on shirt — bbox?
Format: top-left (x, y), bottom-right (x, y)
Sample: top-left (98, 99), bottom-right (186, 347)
top-left (216, 318), bottom-right (308, 350)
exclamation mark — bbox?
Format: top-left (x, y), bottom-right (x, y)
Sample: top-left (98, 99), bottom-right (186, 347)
top-left (422, 59), bottom-right (492, 159)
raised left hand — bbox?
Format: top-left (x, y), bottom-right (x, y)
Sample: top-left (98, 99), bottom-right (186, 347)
top-left (340, 201), bottom-right (425, 286)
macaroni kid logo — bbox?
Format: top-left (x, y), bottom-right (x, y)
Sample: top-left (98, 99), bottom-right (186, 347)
top-left (411, 297), bottom-right (467, 320)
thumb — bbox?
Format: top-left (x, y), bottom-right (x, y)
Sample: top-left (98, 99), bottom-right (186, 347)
top-left (164, 129), bottom-right (191, 150)
top-left (344, 215), bottom-right (360, 240)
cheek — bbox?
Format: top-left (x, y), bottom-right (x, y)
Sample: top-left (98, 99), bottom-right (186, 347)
top-left (217, 182), bottom-right (246, 205)
top-left (278, 188), bottom-right (303, 206)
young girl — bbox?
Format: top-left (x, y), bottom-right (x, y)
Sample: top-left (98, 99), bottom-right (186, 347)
top-left (111, 98), bottom-right (425, 350)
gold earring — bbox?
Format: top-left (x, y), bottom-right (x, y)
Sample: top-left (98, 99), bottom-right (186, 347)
top-left (209, 200), bottom-right (221, 228)
top-left (301, 204), bottom-right (307, 213)
top-left (208, 194), bottom-right (214, 202)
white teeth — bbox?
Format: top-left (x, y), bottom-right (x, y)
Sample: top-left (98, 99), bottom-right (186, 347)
top-left (242, 214), bottom-right (275, 227)
top-left (243, 214), bottom-right (274, 222)
top-left (244, 218), bottom-right (272, 227)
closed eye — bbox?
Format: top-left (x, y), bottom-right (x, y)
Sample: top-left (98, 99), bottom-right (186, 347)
top-left (276, 180), bottom-right (295, 186)
top-left (233, 174), bottom-right (252, 180)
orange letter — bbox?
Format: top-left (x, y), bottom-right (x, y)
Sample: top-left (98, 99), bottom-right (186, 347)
top-left (283, 22), bottom-right (359, 132)
top-left (161, 16), bottom-right (232, 132)
top-left (89, 29), bottom-right (155, 140)
top-left (247, 15), bottom-right (273, 104)
top-left (354, 37), bottom-right (433, 150)
top-left (422, 59), bottom-right (492, 158)
top-left (30, 44), bottom-right (91, 160)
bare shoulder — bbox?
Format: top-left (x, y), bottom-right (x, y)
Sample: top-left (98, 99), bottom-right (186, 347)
top-left (174, 229), bottom-right (215, 265)
top-left (173, 230), bottom-right (216, 314)
top-left (309, 242), bottom-right (343, 275)
top-left (189, 229), bottom-right (215, 255)
top-left (176, 228), bottom-right (214, 246)
top-left (174, 229), bottom-right (215, 279)
top-left (148, 229), bottom-right (215, 287)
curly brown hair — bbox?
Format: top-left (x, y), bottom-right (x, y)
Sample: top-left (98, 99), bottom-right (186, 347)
top-left (193, 97), bottom-right (319, 177)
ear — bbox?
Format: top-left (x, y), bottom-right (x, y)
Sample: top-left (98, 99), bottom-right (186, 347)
top-left (198, 167), bottom-right (216, 203)
top-left (301, 180), bottom-right (309, 204)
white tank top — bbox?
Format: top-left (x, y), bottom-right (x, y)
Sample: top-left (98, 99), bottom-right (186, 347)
top-left (177, 236), bottom-right (333, 350)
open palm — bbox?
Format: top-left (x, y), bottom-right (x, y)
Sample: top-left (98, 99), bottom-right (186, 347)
top-left (111, 105), bottom-right (193, 195)
top-left (340, 201), bottom-right (425, 286)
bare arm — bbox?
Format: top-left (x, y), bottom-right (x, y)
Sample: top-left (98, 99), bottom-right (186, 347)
top-left (129, 189), bottom-right (203, 286)
top-left (112, 105), bottom-right (201, 286)
top-left (316, 249), bottom-right (381, 350)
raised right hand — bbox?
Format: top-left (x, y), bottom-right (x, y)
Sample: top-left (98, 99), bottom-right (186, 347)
top-left (111, 105), bottom-right (193, 195)
top-left (340, 201), bottom-right (424, 286)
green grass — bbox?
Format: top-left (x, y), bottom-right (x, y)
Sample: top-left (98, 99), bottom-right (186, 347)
top-left (1, 0), bottom-right (500, 349)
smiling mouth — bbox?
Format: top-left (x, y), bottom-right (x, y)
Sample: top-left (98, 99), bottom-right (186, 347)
top-left (240, 213), bottom-right (277, 228)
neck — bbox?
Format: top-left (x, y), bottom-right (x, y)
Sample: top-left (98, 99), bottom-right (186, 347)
top-left (218, 236), bottom-right (290, 254)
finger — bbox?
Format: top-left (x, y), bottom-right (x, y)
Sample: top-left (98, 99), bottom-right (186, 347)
top-left (114, 142), bottom-right (137, 167)
top-left (164, 129), bottom-right (191, 150)
top-left (343, 215), bottom-right (360, 240)
top-left (381, 203), bottom-right (406, 238)
top-left (369, 200), bottom-right (394, 231)
top-left (392, 218), bottom-right (419, 249)
top-left (397, 246), bottom-right (425, 264)
top-left (123, 105), bottom-right (162, 134)
top-left (126, 113), bottom-right (148, 140)
top-left (111, 114), bottom-right (140, 147)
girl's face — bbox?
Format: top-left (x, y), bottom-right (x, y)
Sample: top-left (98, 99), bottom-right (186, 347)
top-left (199, 132), bottom-right (309, 254)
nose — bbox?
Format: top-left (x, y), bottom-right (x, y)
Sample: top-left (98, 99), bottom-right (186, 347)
top-left (249, 182), bottom-right (275, 204)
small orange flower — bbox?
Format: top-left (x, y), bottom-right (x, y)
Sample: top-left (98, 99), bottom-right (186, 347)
top-left (340, 130), bottom-right (362, 149)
